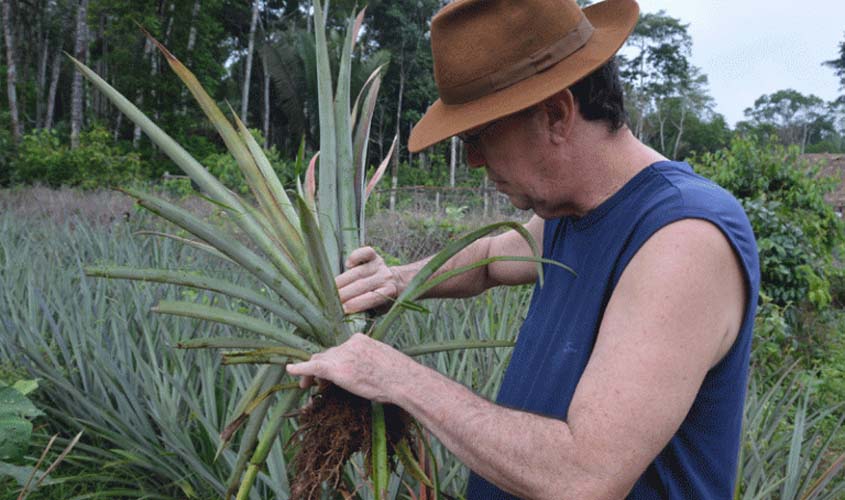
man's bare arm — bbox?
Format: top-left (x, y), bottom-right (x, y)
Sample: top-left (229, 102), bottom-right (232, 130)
top-left (335, 215), bottom-right (544, 313)
top-left (291, 219), bottom-right (747, 498)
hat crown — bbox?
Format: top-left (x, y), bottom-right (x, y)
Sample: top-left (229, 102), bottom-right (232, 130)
top-left (432, 0), bottom-right (588, 104)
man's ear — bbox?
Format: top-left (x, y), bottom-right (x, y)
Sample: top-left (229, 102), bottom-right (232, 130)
top-left (543, 89), bottom-right (576, 142)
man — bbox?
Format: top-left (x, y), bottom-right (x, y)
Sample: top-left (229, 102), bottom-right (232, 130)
top-left (288, 0), bottom-right (760, 498)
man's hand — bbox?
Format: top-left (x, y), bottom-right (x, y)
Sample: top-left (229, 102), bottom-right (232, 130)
top-left (335, 247), bottom-right (405, 314)
top-left (286, 333), bottom-right (413, 403)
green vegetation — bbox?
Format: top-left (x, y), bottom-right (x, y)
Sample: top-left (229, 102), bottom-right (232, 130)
top-left (10, 127), bottom-right (142, 189)
top-left (2, 4), bottom-right (844, 190)
top-left (2, 167), bottom-right (844, 497)
top-left (1, 2), bottom-right (845, 498)
top-left (0, 209), bottom-right (525, 498)
top-left (60, 3), bottom-right (557, 497)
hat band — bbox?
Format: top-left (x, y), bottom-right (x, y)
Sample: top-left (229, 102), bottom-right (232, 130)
top-left (439, 15), bottom-right (595, 105)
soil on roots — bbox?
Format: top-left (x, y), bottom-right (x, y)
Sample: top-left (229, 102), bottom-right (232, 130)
top-left (290, 384), bottom-right (411, 499)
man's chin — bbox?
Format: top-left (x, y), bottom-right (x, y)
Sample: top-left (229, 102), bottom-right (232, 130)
top-left (505, 194), bottom-right (533, 212)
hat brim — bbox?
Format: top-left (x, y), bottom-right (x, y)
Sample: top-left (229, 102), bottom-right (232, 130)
top-left (408, 0), bottom-right (640, 153)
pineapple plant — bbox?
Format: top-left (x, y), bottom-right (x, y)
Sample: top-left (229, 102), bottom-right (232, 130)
top-left (78, 3), bottom-right (565, 498)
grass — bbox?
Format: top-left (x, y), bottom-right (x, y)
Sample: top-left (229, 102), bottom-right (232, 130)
top-left (1, 191), bottom-right (844, 498)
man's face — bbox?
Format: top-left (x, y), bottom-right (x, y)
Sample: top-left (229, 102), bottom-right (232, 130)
top-left (461, 107), bottom-right (566, 218)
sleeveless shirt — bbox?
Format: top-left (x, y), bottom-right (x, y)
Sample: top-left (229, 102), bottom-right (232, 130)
top-left (466, 161), bottom-right (760, 499)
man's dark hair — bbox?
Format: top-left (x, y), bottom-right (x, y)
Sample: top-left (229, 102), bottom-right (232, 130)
top-left (569, 57), bottom-right (627, 132)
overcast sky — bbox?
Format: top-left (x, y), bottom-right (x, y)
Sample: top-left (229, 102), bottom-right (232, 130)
top-left (635, 0), bottom-right (844, 127)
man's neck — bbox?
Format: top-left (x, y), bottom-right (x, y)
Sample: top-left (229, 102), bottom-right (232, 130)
top-left (562, 126), bottom-right (667, 218)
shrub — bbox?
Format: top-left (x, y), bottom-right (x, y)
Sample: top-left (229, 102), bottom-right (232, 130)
top-left (11, 127), bottom-right (143, 189)
top-left (697, 136), bottom-right (845, 413)
top-left (693, 137), bottom-right (845, 310)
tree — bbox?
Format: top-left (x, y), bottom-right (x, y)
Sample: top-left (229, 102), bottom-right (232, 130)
top-left (679, 112), bottom-right (731, 157)
top-left (742, 89), bottom-right (835, 153)
top-left (43, 0), bottom-right (69, 131)
top-left (365, 0), bottom-right (440, 207)
top-left (618, 11), bottom-right (717, 158)
top-left (823, 32), bottom-right (845, 93)
top-left (70, 0), bottom-right (88, 149)
top-left (240, 0), bottom-right (260, 125)
top-left (2, 0), bottom-right (21, 143)
top-left (262, 20), bottom-right (390, 155)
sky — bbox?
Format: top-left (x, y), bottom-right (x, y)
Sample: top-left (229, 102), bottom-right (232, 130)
top-left (635, 0), bottom-right (844, 127)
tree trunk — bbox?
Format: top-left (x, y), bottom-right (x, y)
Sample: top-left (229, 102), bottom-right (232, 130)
top-left (241, 0), bottom-right (260, 124)
top-left (389, 67), bottom-right (405, 212)
top-left (180, 0), bottom-right (202, 115)
top-left (133, 37), bottom-right (153, 148)
top-left (187, 0), bottom-right (201, 52)
top-left (2, 0), bottom-right (22, 143)
top-left (113, 111), bottom-right (122, 141)
top-left (93, 13), bottom-right (106, 120)
top-left (70, 0), bottom-right (89, 149)
top-left (671, 104), bottom-right (687, 159)
top-left (449, 136), bottom-right (458, 187)
top-left (36, 10), bottom-right (49, 130)
top-left (163, 1), bottom-right (175, 46)
top-left (45, 43), bottom-right (62, 130)
top-left (307, 0), bottom-right (313, 34)
top-left (801, 124), bottom-right (809, 154)
top-left (656, 106), bottom-right (667, 154)
top-left (407, 122), bottom-right (413, 167)
top-left (262, 49), bottom-right (271, 148)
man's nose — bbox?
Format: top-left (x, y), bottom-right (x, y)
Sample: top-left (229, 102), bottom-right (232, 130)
top-left (466, 143), bottom-right (486, 168)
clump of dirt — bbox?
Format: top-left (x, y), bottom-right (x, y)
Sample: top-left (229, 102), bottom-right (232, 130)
top-left (290, 384), bottom-right (411, 499)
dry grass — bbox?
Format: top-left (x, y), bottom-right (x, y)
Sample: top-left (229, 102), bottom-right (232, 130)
top-left (0, 186), bottom-right (529, 262)
top-left (0, 185), bottom-right (217, 227)
top-left (365, 209), bottom-right (524, 262)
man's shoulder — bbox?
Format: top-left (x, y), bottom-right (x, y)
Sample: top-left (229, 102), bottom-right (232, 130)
top-left (652, 161), bottom-right (744, 215)
top-left (644, 161), bottom-right (760, 291)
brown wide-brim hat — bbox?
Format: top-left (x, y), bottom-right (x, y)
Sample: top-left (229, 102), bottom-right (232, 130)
top-left (408, 0), bottom-right (640, 153)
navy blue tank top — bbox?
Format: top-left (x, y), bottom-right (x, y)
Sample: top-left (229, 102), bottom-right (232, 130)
top-left (466, 161), bottom-right (760, 499)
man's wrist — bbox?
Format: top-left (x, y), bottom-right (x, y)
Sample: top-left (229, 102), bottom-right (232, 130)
top-left (389, 264), bottom-right (414, 297)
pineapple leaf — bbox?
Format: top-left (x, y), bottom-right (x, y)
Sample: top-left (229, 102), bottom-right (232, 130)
top-left (133, 231), bottom-right (236, 265)
top-left (370, 222), bottom-right (548, 341)
top-left (84, 266), bottom-right (306, 329)
top-left (151, 300), bottom-right (320, 355)
top-left (401, 339), bottom-right (516, 357)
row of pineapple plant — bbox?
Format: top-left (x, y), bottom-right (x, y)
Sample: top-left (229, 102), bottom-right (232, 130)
top-left (77, 2), bottom-right (563, 498)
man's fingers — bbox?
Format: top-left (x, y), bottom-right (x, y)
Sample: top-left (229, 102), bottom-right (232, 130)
top-left (335, 263), bottom-right (372, 289)
top-left (345, 246), bottom-right (377, 267)
top-left (342, 288), bottom-right (394, 314)
top-left (337, 274), bottom-right (390, 304)
top-left (298, 375), bottom-right (314, 389)
top-left (287, 360), bottom-right (318, 377)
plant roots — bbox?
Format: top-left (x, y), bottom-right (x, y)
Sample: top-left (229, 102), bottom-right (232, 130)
top-left (290, 384), bottom-right (411, 499)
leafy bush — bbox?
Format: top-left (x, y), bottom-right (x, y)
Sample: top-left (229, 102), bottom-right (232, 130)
top-left (695, 137), bottom-right (845, 411)
top-left (693, 137), bottom-right (845, 310)
top-left (396, 152), bottom-right (486, 188)
top-left (11, 127), bottom-right (143, 189)
top-left (0, 380), bottom-right (42, 464)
